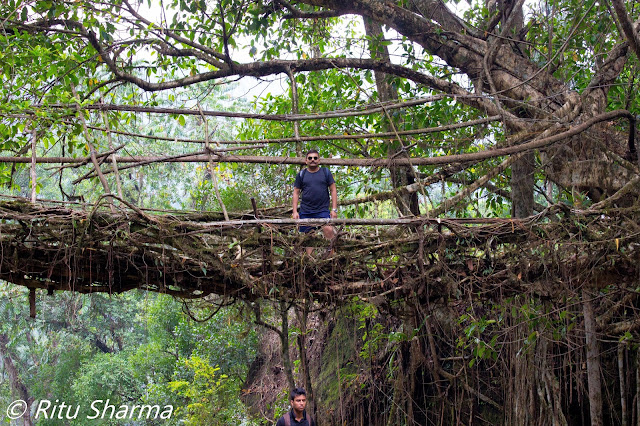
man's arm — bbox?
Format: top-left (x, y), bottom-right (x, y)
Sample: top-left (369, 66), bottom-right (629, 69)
top-left (292, 187), bottom-right (300, 219)
top-left (329, 183), bottom-right (338, 219)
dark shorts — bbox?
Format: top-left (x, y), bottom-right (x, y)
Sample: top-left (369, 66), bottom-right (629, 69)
top-left (299, 211), bottom-right (330, 233)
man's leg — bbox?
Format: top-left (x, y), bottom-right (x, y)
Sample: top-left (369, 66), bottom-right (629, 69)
top-left (321, 225), bottom-right (335, 240)
top-left (321, 225), bottom-right (336, 255)
top-left (298, 213), bottom-right (314, 255)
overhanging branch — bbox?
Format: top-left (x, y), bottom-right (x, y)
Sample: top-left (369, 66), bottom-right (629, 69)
top-left (2, 109), bottom-right (632, 170)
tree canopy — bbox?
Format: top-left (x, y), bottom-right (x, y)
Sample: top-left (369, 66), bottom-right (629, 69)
top-left (0, 0), bottom-right (637, 214)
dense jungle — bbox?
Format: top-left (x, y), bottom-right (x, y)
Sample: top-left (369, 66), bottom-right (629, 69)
top-left (1, 0), bottom-right (640, 425)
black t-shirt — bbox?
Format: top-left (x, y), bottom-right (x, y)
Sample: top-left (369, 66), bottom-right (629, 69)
top-left (294, 167), bottom-right (335, 214)
top-left (275, 409), bottom-right (314, 426)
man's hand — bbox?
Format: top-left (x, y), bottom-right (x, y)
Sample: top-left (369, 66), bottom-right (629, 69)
top-left (292, 187), bottom-right (300, 220)
top-left (329, 183), bottom-right (338, 219)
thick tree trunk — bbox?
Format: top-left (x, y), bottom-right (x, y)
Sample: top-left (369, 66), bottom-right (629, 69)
top-left (279, 300), bottom-right (297, 392)
top-left (492, 0), bottom-right (535, 218)
top-left (0, 333), bottom-right (34, 426)
top-left (511, 151), bottom-right (535, 217)
top-left (250, 301), bottom-right (296, 393)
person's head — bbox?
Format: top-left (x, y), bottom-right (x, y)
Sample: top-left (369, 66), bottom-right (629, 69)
top-left (305, 149), bottom-right (320, 169)
top-left (290, 387), bottom-right (307, 413)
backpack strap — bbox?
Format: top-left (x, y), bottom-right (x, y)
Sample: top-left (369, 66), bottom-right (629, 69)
top-left (282, 410), bottom-right (313, 426)
top-left (300, 167), bottom-right (329, 184)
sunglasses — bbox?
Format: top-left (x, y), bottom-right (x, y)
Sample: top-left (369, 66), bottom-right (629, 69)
top-left (307, 156), bottom-right (318, 160)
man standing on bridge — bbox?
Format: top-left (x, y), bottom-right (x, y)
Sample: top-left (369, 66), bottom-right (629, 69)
top-left (292, 149), bottom-right (338, 254)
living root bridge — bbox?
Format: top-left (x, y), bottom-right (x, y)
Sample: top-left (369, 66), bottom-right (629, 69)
top-left (0, 198), bottom-right (638, 312)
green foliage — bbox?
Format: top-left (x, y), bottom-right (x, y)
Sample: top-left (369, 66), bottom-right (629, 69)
top-left (316, 308), bottom-right (361, 406)
top-left (348, 300), bottom-right (386, 360)
top-left (457, 311), bottom-right (500, 367)
top-left (190, 164), bottom-right (260, 212)
top-left (0, 0), bottom-right (638, 424)
top-left (0, 285), bottom-right (259, 425)
top-left (454, 296), bottom-right (581, 369)
top-left (72, 351), bottom-right (143, 412)
top-left (168, 355), bottom-right (256, 425)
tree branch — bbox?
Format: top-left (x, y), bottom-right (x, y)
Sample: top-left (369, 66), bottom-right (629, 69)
top-left (611, 0), bottom-right (640, 61)
top-left (2, 109), bottom-right (631, 169)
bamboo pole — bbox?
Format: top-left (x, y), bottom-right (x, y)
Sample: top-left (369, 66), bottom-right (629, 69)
top-left (73, 115), bottom-right (501, 145)
top-left (3, 109), bottom-right (633, 168)
top-left (33, 96), bottom-right (443, 121)
top-left (30, 126), bottom-right (37, 203)
top-left (100, 105), bottom-right (124, 198)
top-left (75, 145), bottom-right (268, 183)
top-left (287, 67), bottom-right (303, 157)
top-left (181, 216), bottom-right (524, 229)
top-left (71, 87), bottom-right (115, 212)
top-left (198, 104), bottom-right (229, 221)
